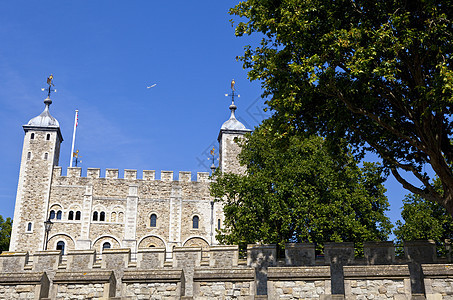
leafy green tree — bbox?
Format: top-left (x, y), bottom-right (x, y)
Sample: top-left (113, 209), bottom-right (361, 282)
top-left (0, 216), bottom-right (12, 252)
top-left (230, 0), bottom-right (453, 214)
top-left (394, 178), bottom-right (453, 254)
top-left (211, 124), bottom-right (392, 252)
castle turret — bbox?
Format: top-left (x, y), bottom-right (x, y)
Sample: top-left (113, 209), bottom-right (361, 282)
top-left (217, 81), bottom-right (251, 174)
top-left (9, 95), bottom-right (63, 252)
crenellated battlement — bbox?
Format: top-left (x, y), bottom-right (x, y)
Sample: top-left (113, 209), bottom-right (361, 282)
top-left (53, 166), bottom-right (211, 183)
top-left (0, 241), bottom-right (452, 299)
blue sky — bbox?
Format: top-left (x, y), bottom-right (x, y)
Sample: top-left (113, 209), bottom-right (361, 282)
top-left (0, 1), bottom-right (411, 235)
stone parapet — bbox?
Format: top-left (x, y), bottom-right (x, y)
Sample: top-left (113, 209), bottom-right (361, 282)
top-left (0, 251), bottom-right (29, 272)
top-left (0, 272), bottom-right (49, 300)
top-left (285, 243), bottom-right (315, 266)
top-left (66, 249), bottom-right (96, 270)
top-left (136, 247), bottom-right (166, 269)
top-left (364, 241), bottom-right (395, 265)
top-left (52, 270), bottom-right (116, 299)
top-left (209, 245), bottom-right (239, 267)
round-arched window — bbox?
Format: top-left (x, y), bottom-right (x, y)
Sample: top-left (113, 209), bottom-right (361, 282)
top-left (103, 242), bottom-right (111, 250)
top-left (56, 241), bottom-right (65, 254)
top-left (150, 214), bottom-right (157, 227)
top-left (192, 215), bottom-right (199, 229)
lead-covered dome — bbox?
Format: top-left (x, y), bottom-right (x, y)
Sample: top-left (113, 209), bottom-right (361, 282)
top-left (27, 97), bottom-right (60, 127)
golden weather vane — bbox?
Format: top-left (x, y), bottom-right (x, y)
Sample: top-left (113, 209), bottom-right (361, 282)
top-left (225, 79), bottom-right (240, 105)
top-left (41, 74), bottom-right (56, 97)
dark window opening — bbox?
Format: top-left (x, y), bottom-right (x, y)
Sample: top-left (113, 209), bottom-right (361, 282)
top-left (46, 134), bottom-right (50, 140)
top-left (93, 211), bottom-right (98, 221)
top-left (56, 241), bottom-right (65, 254)
top-left (218, 219), bottom-right (221, 230)
top-left (193, 216), bottom-right (199, 229)
top-left (75, 211), bottom-right (81, 220)
top-left (150, 214), bottom-right (157, 227)
top-left (100, 212), bottom-right (105, 222)
top-left (44, 153), bottom-right (48, 160)
top-left (49, 210), bottom-right (55, 219)
top-left (103, 242), bottom-right (111, 250)
top-left (68, 211), bottom-right (74, 220)
top-left (30, 133), bottom-right (35, 140)
top-left (27, 152), bottom-right (31, 161)
top-left (27, 222), bottom-right (32, 231)
top-left (56, 210), bottom-right (62, 220)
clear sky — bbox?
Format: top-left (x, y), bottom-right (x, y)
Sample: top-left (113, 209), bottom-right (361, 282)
top-left (0, 1), bottom-right (411, 236)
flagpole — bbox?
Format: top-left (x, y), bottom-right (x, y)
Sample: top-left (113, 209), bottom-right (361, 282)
top-left (69, 110), bottom-right (78, 168)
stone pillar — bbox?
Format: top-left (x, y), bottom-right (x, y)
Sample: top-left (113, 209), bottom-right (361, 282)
top-left (77, 185), bottom-right (93, 249)
top-left (0, 251), bottom-right (29, 272)
top-left (247, 244), bottom-right (277, 295)
top-left (324, 242), bottom-right (355, 296)
top-left (173, 247), bottom-right (202, 297)
top-left (123, 185), bottom-right (138, 253)
top-left (404, 240), bottom-right (436, 296)
top-left (364, 241), bottom-right (395, 265)
top-left (209, 245), bottom-right (239, 267)
top-left (285, 243), bottom-right (315, 266)
top-left (101, 248), bottom-right (130, 297)
top-left (136, 248), bottom-right (166, 269)
top-left (66, 249), bottom-right (96, 271)
top-left (168, 185), bottom-right (182, 259)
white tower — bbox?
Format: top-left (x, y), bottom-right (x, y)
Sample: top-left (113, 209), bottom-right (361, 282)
top-left (9, 95), bottom-right (63, 252)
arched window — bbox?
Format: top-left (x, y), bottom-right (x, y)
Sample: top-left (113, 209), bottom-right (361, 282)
top-left (102, 242), bottom-right (111, 250)
top-left (56, 241), bottom-right (65, 254)
top-left (93, 211), bottom-right (98, 221)
top-left (27, 152), bottom-right (31, 161)
top-left (218, 219), bottom-right (221, 230)
top-left (149, 244), bottom-right (156, 247)
top-left (68, 211), bottom-right (74, 220)
top-left (75, 211), bottom-right (81, 220)
top-left (100, 212), bottom-right (105, 222)
top-left (56, 210), bottom-right (62, 220)
top-left (27, 222), bottom-right (32, 232)
top-left (30, 133), bottom-right (35, 140)
top-left (150, 214), bottom-right (157, 227)
top-left (49, 210), bottom-right (55, 220)
top-left (44, 153), bottom-right (48, 160)
top-left (46, 134), bottom-right (50, 140)
top-left (111, 212), bottom-right (117, 222)
top-left (192, 216), bottom-right (199, 229)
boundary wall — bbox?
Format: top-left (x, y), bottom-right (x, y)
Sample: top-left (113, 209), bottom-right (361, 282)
top-left (0, 241), bottom-right (452, 299)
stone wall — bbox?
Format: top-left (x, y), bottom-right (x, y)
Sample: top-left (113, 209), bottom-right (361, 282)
top-left (1, 241), bottom-right (453, 299)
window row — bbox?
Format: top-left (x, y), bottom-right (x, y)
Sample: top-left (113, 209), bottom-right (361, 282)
top-left (148, 214), bottom-right (207, 230)
top-left (49, 210), bottom-right (81, 221)
top-left (26, 152), bottom-right (49, 161)
top-left (30, 133), bottom-right (51, 140)
top-left (92, 211), bottom-right (124, 222)
top-left (54, 241), bottom-right (111, 255)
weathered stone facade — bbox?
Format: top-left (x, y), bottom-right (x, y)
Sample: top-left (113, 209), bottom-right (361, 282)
top-left (9, 95), bottom-right (250, 259)
top-left (0, 242), bottom-right (452, 299)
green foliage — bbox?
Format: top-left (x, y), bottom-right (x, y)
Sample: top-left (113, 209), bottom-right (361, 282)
top-left (394, 181), bottom-right (453, 255)
top-left (211, 124), bottom-right (392, 252)
top-left (0, 216), bottom-right (12, 252)
top-left (230, 0), bottom-right (453, 214)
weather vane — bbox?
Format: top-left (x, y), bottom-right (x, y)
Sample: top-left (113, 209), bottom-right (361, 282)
top-left (225, 79), bottom-right (240, 105)
top-left (41, 74), bottom-right (56, 97)
top-left (72, 149), bottom-right (82, 167)
top-left (208, 146), bottom-right (218, 173)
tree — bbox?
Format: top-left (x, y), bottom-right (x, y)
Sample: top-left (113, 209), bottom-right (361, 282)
top-left (211, 123), bottom-right (392, 252)
top-left (394, 179), bottom-right (453, 254)
top-left (230, 0), bottom-right (453, 215)
top-left (0, 216), bottom-right (12, 252)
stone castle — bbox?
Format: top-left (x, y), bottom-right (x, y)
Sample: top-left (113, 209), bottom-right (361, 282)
top-left (3, 85), bottom-right (453, 299)
top-left (9, 89), bottom-right (250, 258)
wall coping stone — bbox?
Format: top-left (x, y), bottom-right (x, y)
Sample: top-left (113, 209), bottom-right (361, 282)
top-left (421, 263), bottom-right (453, 277)
top-left (122, 269), bottom-right (184, 283)
top-left (193, 268), bottom-right (255, 281)
top-left (0, 272), bottom-right (47, 285)
top-left (102, 248), bottom-right (131, 255)
top-left (53, 271), bottom-right (114, 284)
top-left (174, 246), bottom-right (202, 253)
top-left (247, 244), bottom-right (276, 250)
top-left (137, 247), bottom-right (166, 254)
top-left (209, 245), bottom-right (239, 252)
top-left (66, 249), bottom-right (96, 255)
top-left (34, 250), bottom-right (61, 256)
top-left (363, 241), bottom-right (394, 248)
top-left (268, 266), bottom-right (331, 281)
top-left (343, 265), bottom-right (410, 279)
top-left (0, 251), bottom-right (28, 257)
